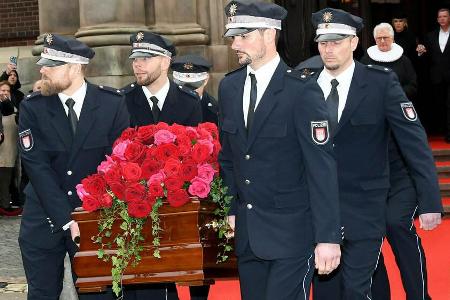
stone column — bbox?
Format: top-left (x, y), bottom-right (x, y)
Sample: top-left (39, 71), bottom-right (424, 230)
top-left (75, 0), bottom-right (148, 88)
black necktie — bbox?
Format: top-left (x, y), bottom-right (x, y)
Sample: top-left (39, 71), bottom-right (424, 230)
top-left (65, 98), bottom-right (78, 135)
top-left (150, 96), bottom-right (160, 123)
top-left (326, 79), bottom-right (339, 133)
top-left (247, 73), bottom-right (257, 134)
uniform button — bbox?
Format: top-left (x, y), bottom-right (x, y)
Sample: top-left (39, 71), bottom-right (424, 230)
top-left (245, 179), bottom-right (251, 185)
top-left (247, 204), bottom-right (253, 209)
top-left (50, 224), bottom-right (54, 228)
top-left (131, 84), bottom-right (135, 88)
top-left (244, 154), bottom-right (251, 160)
top-left (67, 191), bottom-right (73, 196)
top-left (332, 143), bottom-right (335, 147)
top-left (46, 217), bottom-right (50, 220)
top-left (67, 170), bottom-right (72, 175)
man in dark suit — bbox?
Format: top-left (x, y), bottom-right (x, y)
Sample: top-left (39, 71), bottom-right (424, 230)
top-left (17, 34), bottom-right (129, 299)
top-left (171, 54), bottom-right (218, 124)
top-left (218, 2), bottom-right (342, 299)
top-left (122, 31), bottom-right (202, 127)
top-left (417, 8), bottom-right (450, 139)
top-left (122, 32), bottom-right (203, 300)
top-left (310, 8), bottom-right (442, 300)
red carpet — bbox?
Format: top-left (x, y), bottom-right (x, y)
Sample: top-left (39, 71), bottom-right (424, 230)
top-left (177, 218), bottom-right (450, 299)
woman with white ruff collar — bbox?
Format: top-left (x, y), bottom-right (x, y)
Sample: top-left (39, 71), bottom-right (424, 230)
top-left (361, 22), bottom-right (417, 100)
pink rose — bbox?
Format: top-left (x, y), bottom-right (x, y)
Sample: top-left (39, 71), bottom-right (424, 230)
top-left (147, 170), bottom-right (166, 185)
top-left (197, 163), bottom-right (216, 183)
top-left (112, 140), bottom-right (131, 161)
top-left (154, 129), bottom-right (177, 145)
top-left (188, 177), bottom-right (210, 198)
top-left (76, 183), bottom-right (89, 200)
top-left (196, 139), bottom-right (214, 155)
top-left (97, 155), bottom-right (115, 174)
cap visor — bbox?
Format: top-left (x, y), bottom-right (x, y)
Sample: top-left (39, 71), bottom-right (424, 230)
top-left (129, 51), bottom-right (158, 59)
top-left (223, 28), bottom-right (257, 37)
top-left (36, 57), bottom-right (67, 67)
top-left (315, 34), bottom-right (351, 42)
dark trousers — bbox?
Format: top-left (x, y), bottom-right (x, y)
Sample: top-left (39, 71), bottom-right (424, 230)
top-left (428, 81), bottom-right (450, 136)
top-left (0, 167), bottom-right (13, 208)
top-left (238, 243), bottom-right (314, 300)
top-left (124, 283), bottom-right (209, 300)
top-left (371, 187), bottom-right (430, 300)
top-left (313, 238), bottom-right (383, 300)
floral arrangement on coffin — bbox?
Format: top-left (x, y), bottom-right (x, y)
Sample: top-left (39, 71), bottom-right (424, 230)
top-left (76, 122), bottom-right (232, 295)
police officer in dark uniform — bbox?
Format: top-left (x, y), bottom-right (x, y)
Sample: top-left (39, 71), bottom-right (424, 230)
top-left (122, 31), bottom-right (202, 127)
top-left (219, 2), bottom-right (342, 299)
top-left (171, 54), bottom-right (218, 124)
top-left (18, 34), bottom-right (129, 299)
top-left (309, 8), bottom-right (442, 300)
top-left (122, 32), bottom-right (202, 300)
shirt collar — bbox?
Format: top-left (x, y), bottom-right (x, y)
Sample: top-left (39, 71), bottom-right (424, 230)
top-left (246, 54), bottom-right (280, 78)
top-left (320, 60), bottom-right (355, 85)
top-left (141, 79), bottom-right (170, 103)
top-left (58, 81), bottom-right (87, 106)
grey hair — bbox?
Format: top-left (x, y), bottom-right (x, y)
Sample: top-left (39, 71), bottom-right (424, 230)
top-left (373, 23), bottom-right (395, 38)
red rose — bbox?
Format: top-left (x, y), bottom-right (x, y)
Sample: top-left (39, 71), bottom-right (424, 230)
top-left (212, 140), bottom-right (221, 159)
top-left (144, 147), bottom-right (156, 160)
top-left (82, 194), bottom-right (102, 212)
top-left (121, 162), bottom-right (142, 182)
top-left (124, 141), bottom-right (146, 163)
top-left (136, 125), bottom-right (155, 144)
top-left (198, 122), bottom-right (218, 139)
top-left (155, 122), bottom-right (170, 131)
top-left (197, 128), bottom-right (213, 141)
top-left (154, 143), bottom-right (180, 161)
top-left (108, 181), bottom-right (126, 200)
top-left (180, 160), bottom-right (197, 181)
top-left (104, 164), bottom-right (122, 184)
top-left (100, 193), bottom-right (113, 208)
top-left (125, 182), bottom-right (146, 203)
top-left (114, 128), bottom-right (137, 147)
top-left (148, 182), bottom-right (164, 198)
top-left (163, 158), bottom-right (181, 177)
top-left (128, 200), bottom-right (152, 218)
top-left (170, 124), bottom-right (187, 136)
top-left (164, 176), bottom-right (184, 191)
top-left (145, 194), bottom-right (157, 207)
top-left (176, 134), bottom-right (193, 156)
top-left (192, 143), bottom-right (211, 163)
top-left (185, 127), bottom-right (199, 140)
top-left (81, 174), bottom-right (106, 196)
top-left (141, 158), bottom-right (161, 179)
top-left (167, 189), bottom-right (190, 207)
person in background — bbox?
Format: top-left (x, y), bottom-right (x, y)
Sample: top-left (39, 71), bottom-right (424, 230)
top-left (1, 61), bottom-right (24, 106)
top-left (219, 1), bottom-right (342, 299)
top-left (171, 54), bottom-right (218, 124)
top-left (392, 13), bottom-right (418, 63)
top-left (18, 33), bottom-right (129, 299)
top-left (360, 22), bottom-right (437, 300)
top-left (417, 8), bottom-right (450, 140)
top-left (360, 23), bottom-right (417, 99)
top-left (311, 8), bottom-right (442, 300)
top-left (0, 81), bottom-right (20, 216)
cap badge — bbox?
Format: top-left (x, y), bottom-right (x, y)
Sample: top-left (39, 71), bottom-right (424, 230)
top-left (45, 34), bottom-right (53, 45)
top-left (183, 62), bottom-right (194, 71)
top-left (228, 3), bottom-right (237, 22)
top-left (136, 31), bottom-right (144, 42)
top-left (322, 11), bottom-right (333, 23)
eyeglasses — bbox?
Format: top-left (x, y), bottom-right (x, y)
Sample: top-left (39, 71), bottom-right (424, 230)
top-left (375, 36), bottom-right (392, 42)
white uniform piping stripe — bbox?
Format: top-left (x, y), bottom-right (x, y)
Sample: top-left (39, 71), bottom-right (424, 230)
top-left (415, 234), bottom-right (426, 300)
top-left (410, 205), bottom-right (418, 231)
top-left (302, 254), bottom-right (313, 300)
top-left (367, 238), bottom-right (384, 300)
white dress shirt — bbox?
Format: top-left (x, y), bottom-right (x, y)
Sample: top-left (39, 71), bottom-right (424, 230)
top-left (58, 81), bottom-right (87, 119)
top-left (243, 54), bottom-right (280, 127)
top-left (439, 28), bottom-right (449, 53)
top-left (317, 61), bottom-right (356, 122)
top-left (142, 79), bottom-right (170, 111)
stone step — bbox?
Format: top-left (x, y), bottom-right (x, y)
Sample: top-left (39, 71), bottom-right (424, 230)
top-left (443, 197), bottom-right (450, 214)
top-left (436, 161), bottom-right (450, 177)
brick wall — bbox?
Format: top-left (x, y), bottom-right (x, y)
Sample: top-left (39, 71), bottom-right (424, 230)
top-left (0, 0), bottom-right (39, 47)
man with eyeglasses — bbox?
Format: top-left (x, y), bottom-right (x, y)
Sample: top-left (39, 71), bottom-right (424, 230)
top-left (18, 33), bottom-right (129, 299)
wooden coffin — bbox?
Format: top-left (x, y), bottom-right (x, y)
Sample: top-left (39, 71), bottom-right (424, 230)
top-left (72, 200), bottom-right (237, 293)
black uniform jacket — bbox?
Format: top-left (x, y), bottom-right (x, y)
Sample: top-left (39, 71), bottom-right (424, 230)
top-left (320, 61), bottom-right (442, 240)
top-left (218, 60), bottom-right (341, 260)
top-left (200, 92), bottom-right (218, 125)
top-left (423, 29), bottom-right (450, 84)
top-left (18, 83), bottom-right (129, 249)
top-left (122, 80), bottom-right (202, 127)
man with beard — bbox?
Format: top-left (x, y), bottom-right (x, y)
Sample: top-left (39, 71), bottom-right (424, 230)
top-left (121, 32), bottom-right (203, 300)
top-left (218, 1), bottom-right (342, 299)
top-left (122, 31), bottom-right (202, 128)
top-left (18, 34), bottom-right (129, 299)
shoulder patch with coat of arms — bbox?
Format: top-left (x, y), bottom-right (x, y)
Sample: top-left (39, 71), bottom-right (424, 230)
top-left (311, 120), bottom-right (329, 145)
top-left (19, 129), bottom-right (34, 151)
top-left (400, 102), bottom-right (417, 121)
